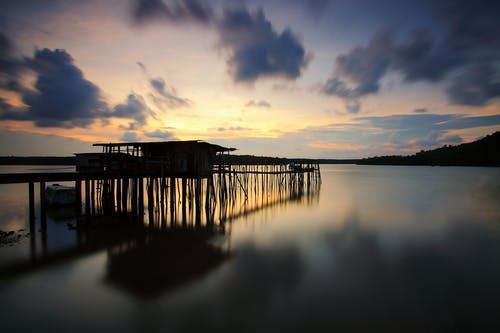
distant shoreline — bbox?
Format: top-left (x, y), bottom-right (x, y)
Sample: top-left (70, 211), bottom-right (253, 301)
top-left (0, 156), bottom-right (75, 165)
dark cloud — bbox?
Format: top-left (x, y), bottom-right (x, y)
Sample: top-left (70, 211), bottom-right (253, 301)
top-left (131, 0), bottom-right (213, 25)
top-left (390, 29), bottom-right (460, 83)
top-left (218, 8), bottom-right (309, 82)
top-left (149, 77), bottom-right (191, 109)
top-left (0, 31), bottom-right (15, 72)
top-left (323, 0), bottom-right (500, 111)
top-left (0, 43), bottom-right (154, 128)
top-left (0, 31), bottom-right (23, 91)
top-left (414, 108), bottom-right (428, 113)
top-left (113, 93), bottom-right (150, 125)
top-left (321, 30), bottom-right (392, 112)
top-left (446, 64), bottom-right (500, 106)
top-left (328, 30), bottom-right (392, 97)
top-left (130, 2), bottom-right (309, 82)
top-left (0, 48), bottom-right (108, 128)
top-left (245, 100), bottom-right (271, 108)
top-left (136, 61), bottom-right (146, 73)
top-left (144, 129), bottom-right (177, 140)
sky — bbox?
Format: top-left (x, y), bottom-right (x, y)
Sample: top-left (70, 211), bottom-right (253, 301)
top-left (0, 0), bottom-right (499, 158)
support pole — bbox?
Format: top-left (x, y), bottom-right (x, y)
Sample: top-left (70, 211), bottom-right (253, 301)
top-left (39, 181), bottom-right (47, 256)
top-left (28, 181), bottom-right (35, 227)
top-left (39, 181), bottom-right (46, 227)
top-left (138, 177), bottom-right (144, 218)
top-left (75, 179), bottom-right (81, 216)
top-left (85, 179), bottom-right (90, 215)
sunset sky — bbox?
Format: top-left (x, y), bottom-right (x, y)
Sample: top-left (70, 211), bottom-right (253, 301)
top-left (1, 0), bottom-right (499, 157)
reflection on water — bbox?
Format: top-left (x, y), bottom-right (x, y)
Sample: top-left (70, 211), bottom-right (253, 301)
top-left (1, 165), bottom-right (500, 332)
top-left (105, 226), bottom-right (230, 299)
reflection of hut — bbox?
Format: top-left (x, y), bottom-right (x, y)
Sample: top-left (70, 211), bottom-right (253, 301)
top-left (104, 228), bottom-right (230, 299)
top-left (77, 141), bottom-right (235, 178)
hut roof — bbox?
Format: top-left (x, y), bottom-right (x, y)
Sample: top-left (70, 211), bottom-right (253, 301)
top-left (93, 140), bottom-right (236, 152)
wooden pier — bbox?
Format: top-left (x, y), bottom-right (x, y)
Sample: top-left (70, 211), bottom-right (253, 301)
top-left (0, 164), bottom-right (320, 224)
top-left (0, 140), bottom-right (321, 231)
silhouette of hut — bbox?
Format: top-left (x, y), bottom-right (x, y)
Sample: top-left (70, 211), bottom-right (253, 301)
top-left (76, 140), bottom-right (235, 178)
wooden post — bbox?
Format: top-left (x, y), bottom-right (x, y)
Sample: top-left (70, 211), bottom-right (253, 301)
top-left (182, 178), bottom-right (187, 225)
top-left (39, 181), bottom-right (46, 226)
top-left (122, 178), bottom-right (128, 213)
top-left (75, 179), bottom-right (81, 216)
top-left (39, 181), bottom-right (47, 256)
top-left (147, 178), bottom-right (154, 226)
top-left (147, 178), bottom-right (154, 213)
top-left (85, 179), bottom-right (90, 215)
top-left (102, 178), bottom-right (109, 214)
top-left (195, 177), bottom-right (201, 226)
top-left (131, 177), bottom-right (137, 216)
top-left (170, 177), bottom-right (176, 225)
top-left (28, 181), bottom-right (35, 227)
top-left (116, 177), bottom-right (122, 213)
top-left (91, 179), bottom-right (96, 214)
top-left (138, 176), bottom-right (144, 217)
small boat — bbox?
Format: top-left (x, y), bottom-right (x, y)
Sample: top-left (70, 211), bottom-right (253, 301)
top-left (46, 183), bottom-right (76, 205)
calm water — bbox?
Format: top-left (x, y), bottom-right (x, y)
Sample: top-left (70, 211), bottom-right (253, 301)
top-left (1, 165), bottom-right (499, 332)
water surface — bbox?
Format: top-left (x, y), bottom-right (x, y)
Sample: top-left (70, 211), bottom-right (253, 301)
top-left (1, 165), bottom-right (499, 332)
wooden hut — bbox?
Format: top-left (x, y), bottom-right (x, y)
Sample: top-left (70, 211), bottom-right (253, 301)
top-left (79, 140), bottom-right (235, 178)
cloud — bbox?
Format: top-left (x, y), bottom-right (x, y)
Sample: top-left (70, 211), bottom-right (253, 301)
top-left (245, 100), bottom-right (271, 108)
top-left (324, 30), bottom-right (392, 98)
top-left (130, 2), bottom-right (309, 83)
top-left (217, 8), bottom-right (309, 82)
top-left (322, 0), bottom-right (500, 111)
top-left (113, 93), bottom-right (151, 125)
top-left (0, 44), bottom-right (155, 128)
top-left (0, 97), bottom-right (16, 113)
top-left (131, 0), bottom-right (213, 25)
top-left (355, 113), bottom-right (500, 150)
top-left (414, 132), bottom-right (463, 148)
top-left (294, 113), bottom-right (500, 157)
top-left (149, 77), bottom-right (191, 109)
top-left (136, 61), bottom-right (147, 73)
top-left (322, 30), bottom-right (392, 113)
top-left (216, 126), bottom-right (249, 132)
top-left (121, 131), bottom-right (139, 142)
top-left (446, 64), bottom-right (500, 106)
top-left (0, 48), bottom-right (108, 128)
top-left (307, 141), bottom-right (366, 151)
top-left (144, 129), bottom-right (177, 140)
top-left (0, 31), bottom-right (23, 91)
top-left (414, 108), bottom-right (428, 113)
